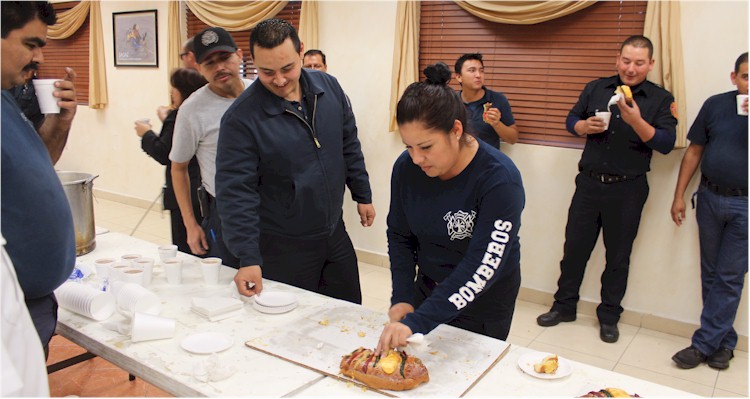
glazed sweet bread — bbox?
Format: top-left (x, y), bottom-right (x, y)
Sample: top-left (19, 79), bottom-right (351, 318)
top-left (340, 347), bottom-right (429, 391)
top-left (615, 85), bottom-right (633, 104)
top-left (579, 387), bottom-right (641, 397)
top-left (533, 354), bottom-right (559, 374)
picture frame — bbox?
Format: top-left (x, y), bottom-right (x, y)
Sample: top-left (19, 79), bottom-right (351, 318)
top-left (113, 10), bottom-right (158, 67)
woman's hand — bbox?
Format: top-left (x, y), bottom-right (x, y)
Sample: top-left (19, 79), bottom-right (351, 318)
top-left (376, 321), bottom-right (413, 355)
top-left (134, 121), bottom-right (152, 137)
top-left (388, 302), bottom-right (415, 322)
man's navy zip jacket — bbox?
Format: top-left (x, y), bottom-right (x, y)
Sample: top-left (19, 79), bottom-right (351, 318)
top-left (216, 69), bottom-right (372, 267)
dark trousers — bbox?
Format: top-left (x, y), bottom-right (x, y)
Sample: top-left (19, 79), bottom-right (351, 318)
top-left (416, 267), bottom-right (520, 341)
top-left (692, 187), bottom-right (748, 354)
top-left (552, 172), bottom-right (648, 325)
top-left (26, 293), bottom-right (58, 359)
top-left (259, 219), bottom-right (362, 304)
top-left (203, 195), bottom-right (239, 268)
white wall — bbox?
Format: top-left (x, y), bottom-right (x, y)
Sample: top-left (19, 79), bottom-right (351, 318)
top-left (56, 1), bottom-right (748, 333)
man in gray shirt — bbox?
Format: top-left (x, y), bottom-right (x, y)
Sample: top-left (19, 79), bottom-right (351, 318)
top-left (170, 27), bottom-right (252, 267)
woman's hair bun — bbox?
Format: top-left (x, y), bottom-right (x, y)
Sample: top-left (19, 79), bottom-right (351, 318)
top-left (424, 62), bottom-right (452, 85)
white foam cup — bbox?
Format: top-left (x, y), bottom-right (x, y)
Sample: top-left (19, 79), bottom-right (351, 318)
top-left (157, 244), bottom-right (178, 262)
top-left (595, 111), bottom-right (612, 130)
top-left (120, 268), bottom-right (145, 286)
top-left (131, 312), bottom-right (176, 342)
top-left (133, 257), bottom-right (154, 286)
top-left (94, 258), bottom-right (116, 288)
top-left (116, 282), bottom-right (162, 316)
top-left (200, 257), bottom-right (222, 285)
top-left (162, 258), bottom-right (182, 284)
top-left (109, 261), bottom-right (132, 284)
top-left (55, 282), bottom-right (115, 321)
top-left (737, 94), bottom-right (748, 116)
top-left (32, 79), bottom-right (62, 114)
top-left (121, 253), bottom-right (142, 265)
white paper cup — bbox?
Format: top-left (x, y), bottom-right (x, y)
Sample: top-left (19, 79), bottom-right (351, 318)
top-left (120, 268), bottom-right (145, 286)
top-left (131, 312), bottom-right (176, 342)
top-left (32, 79), bottom-right (62, 114)
top-left (596, 111), bottom-right (612, 130)
top-left (94, 258), bottom-right (116, 289)
top-left (55, 282), bottom-right (116, 321)
top-left (133, 257), bottom-right (154, 286)
top-left (737, 94), bottom-right (748, 116)
top-left (135, 118), bottom-right (150, 124)
top-left (121, 253), bottom-right (142, 265)
top-left (116, 283), bottom-right (162, 316)
top-left (158, 244), bottom-right (178, 262)
top-left (162, 258), bottom-right (183, 284)
top-left (200, 257), bottom-right (222, 285)
top-left (109, 261), bottom-right (132, 284)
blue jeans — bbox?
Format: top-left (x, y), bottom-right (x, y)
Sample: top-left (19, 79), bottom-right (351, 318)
top-left (691, 187), bottom-right (748, 355)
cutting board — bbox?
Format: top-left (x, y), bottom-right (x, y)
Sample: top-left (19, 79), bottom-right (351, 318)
top-left (245, 300), bottom-right (510, 397)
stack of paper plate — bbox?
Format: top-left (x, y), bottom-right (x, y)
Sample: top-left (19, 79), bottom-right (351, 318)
top-left (252, 291), bottom-right (298, 314)
top-left (191, 297), bottom-right (244, 321)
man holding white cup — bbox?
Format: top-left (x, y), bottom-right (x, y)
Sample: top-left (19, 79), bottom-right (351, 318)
top-left (670, 52), bottom-right (748, 371)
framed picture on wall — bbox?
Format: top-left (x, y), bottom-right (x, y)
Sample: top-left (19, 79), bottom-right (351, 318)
top-left (113, 10), bottom-right (158, 67)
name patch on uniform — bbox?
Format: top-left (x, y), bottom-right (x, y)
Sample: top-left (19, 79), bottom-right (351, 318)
top-left (447, 219), bottom-right (513, 310)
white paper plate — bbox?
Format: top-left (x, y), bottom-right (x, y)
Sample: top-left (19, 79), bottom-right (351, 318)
top-left (517, 351), bottom-right (572, 379)
top-left (252, 300), bottom-right (298, 314)
top-left (180, 332), bottom-right (234, 354)
top-left (254, 291), bottom-right (297, 307)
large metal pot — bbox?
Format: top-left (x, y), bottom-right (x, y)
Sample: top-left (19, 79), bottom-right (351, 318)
top-left (57, 171), bottom-right (98, 256)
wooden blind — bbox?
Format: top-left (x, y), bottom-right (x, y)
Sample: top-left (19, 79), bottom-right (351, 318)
top-left (186, 1), bottom-right (301, 80)
top-left (420, 1), bottom-right (647, 148)
top-left (38, 1), bottom-right (90, 105)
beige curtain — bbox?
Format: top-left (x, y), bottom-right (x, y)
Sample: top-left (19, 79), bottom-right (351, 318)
top-left (167, 1), bottom-right (182, 76)
top-left (454, 1), bottom-right (596, 24)
top-left (47, 0), bottom-right (108, 109)
top-left (644, 2), bottom-right (687, 148)
top-left (298, 0), bottom-right (319, 51)
top-left (388, 1), bottom-right (420, 132)
top-left (185, 1), bottom-right (288, 31)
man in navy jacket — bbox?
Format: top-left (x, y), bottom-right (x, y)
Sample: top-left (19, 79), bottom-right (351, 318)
top-left (216, 18), bottom-right (375, 303)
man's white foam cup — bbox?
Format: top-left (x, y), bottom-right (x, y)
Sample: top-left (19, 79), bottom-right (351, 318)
top-left (595, 111), bottom-right (612, 130)
top-left (158, 244), bottom-right (178, 261)
top-left (131, 312), bottom-right (176, 342)
top-left (32, 79), bottom-right (62, 114)
top-left (162, 258), bottom-right (182, 284)
top-left (200, 257), bottom-right (222, 285)
top-left (133, 257), bottom-right (154, 286)
top-left (737, 94), bottom-right (748, 116)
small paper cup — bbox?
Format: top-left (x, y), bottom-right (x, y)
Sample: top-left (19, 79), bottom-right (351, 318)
top-left (120, 268), bottom-right (145, 286)
top-left (121, 253), bottom-right (142, 265)
top-left (595, 111), bottom-right (612, 130)
top-left (32, 79), bottom-right (62, 114)
top-left (162, 258), bottom-right (183, 285)
top-left (157, 244), bottom-right (178, 262)
top-left (737, 94), bottom-right (748, 116)
top-left (200, 257), bottom-right (222, 285)
top-left (131, 312), bottom-right (176, 342)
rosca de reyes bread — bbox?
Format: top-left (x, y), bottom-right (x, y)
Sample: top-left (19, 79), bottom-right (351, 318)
top-left (340, 347), bottom-right (429, 391)
top-left (615, 85), bottom-right (633, 104)
top-left (579, 387), bottom-right (641, 397)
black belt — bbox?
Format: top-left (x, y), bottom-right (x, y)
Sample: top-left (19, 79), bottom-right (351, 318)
top-left (702, 175), bottom-right (747, 197)
top-left (581, 169), bottom-right (641, 184)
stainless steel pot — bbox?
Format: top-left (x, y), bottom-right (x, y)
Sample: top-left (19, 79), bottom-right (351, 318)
top-left (57, 171), bottom-right (98, 256)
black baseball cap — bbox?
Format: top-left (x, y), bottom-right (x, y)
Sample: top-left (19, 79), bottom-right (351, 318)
top-left (193, 27), bottom-right (238, 64)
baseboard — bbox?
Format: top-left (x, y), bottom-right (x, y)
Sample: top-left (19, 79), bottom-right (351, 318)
top-left (93, 189), bottom-right (163, 211)
top-left (353, 249), bottom-right (748, 352)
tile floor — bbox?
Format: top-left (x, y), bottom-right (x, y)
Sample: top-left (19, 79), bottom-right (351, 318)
top-left (46, 197), bottom-right (748, 397)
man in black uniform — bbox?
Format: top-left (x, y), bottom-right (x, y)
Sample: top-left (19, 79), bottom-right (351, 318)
top-left (536, 35), bottom-right (678, 343)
